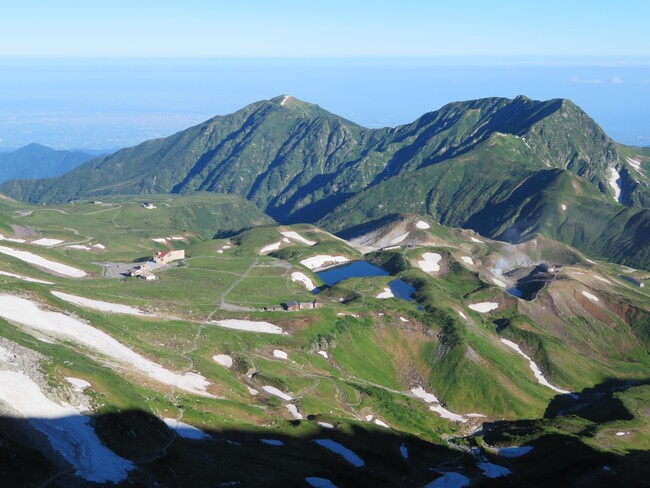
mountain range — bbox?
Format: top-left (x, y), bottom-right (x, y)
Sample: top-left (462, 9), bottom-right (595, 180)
top-left (1, 95), bottom-right (649, 268)
top-left (0, 143), bottom-right (96, 183)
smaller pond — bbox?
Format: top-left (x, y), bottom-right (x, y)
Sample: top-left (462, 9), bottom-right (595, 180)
top-left (315, 261), bottom-right (415, 302)
top-left (507, 287), bottom-right (523, 298)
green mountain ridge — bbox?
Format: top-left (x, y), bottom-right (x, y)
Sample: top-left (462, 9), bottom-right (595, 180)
top-left (0, 143), bottom-right (95, 183)
top-left (2, 95), bottom-right (649, 268)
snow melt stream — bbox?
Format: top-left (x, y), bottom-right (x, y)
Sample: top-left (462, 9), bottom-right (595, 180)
top-left (500, 338), bottom-right (570, 394)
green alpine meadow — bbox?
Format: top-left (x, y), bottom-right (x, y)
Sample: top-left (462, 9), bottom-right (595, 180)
top-left (0, 95), bottom-right (648, 487)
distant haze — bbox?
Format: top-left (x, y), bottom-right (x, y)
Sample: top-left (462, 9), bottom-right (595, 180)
top-left (0, 58), bottom-right (649, 149)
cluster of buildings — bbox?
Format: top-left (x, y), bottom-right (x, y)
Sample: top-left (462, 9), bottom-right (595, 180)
top-left (127, 250), bottom-right (185, 280)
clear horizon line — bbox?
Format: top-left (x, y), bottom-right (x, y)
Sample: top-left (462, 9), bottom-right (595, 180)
top-left (1, 55), bottom-right (650, 66)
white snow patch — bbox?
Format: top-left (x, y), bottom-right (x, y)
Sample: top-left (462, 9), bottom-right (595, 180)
top-left (466, 413), bottom-right (486, 418)
top-left (594, 275), bottom-right (611, 284)
top-left (416, 220), bottom-right (430, 229)
top-left (260, 439), bottom-right (284, 446)
top-left (286, 404), bottom-right (303, 420)
top-left (430, 405), bottom-right (468, 423)
top-left (306, 477), bottom-right (337, 488)
top-left (217, 250), bottom-right (223, 253)
top-left (374, 418), bottom-right (389, 428)
top-left (390, 232), bottom-right (409, 245)
top-left (259, 242), bottom-right (282, 254)
top-left (51, 291), bottom-right (148, 316)
top-left (210, 319), bottom-right (286, 335)
top-left (468, 302), bottom-right (499, 313)
top-left (365, 415), bottom-right (374, 421)
top-left (498, 446), bottom-right (534, 457)
top-left (0, 295), bottom-right (213, 397)
top-left (457, 310), bottom-right (467, 320)
top-left (500, 338), bottom-right (571, 394)
top-left (246, 386), bottom-right (259, 396)
top-left (418, 252), bottom-right (442, 272)
top-left (411, 387), bottom-right (439, 404)
top-left (471, 237), bottom-right (483, 243)
top-left (273, 349), bottom-right (288, 360)
top-left (212, 354), bottom-right (233, 368)
top-left (317, 350), bottom-right (328, 359)
top-left (32, 238), bottom-right (64, 247)
top-left (92, 243), bottom-right (106, 250)
top-left (170, 236), bottom-right (184, 241)
top-left (0, 234), bottom-right (26, 243)
top-left (0, 245), bottom-right (86, 277)
top-left (291, 271), bottom-right (317, 291)
top-left (163, 418), bottom-right (210, 440)
top-left (300, 255), bottom-right (349, 270)
top-left (561, 204), bottom-right (567, 211)
top-left (314, 439), bottom-right (364, 467)
top-left (616, 431), bottom-right (627, 436)
top-left (65, 245), bottom-right (92, 251)
top-left (280, 95), bottom-right (291, 106)
top-left (262, 385), bottom-right (292, 401)
top-left (400, 443), bottom-right (408, 459)
top-left (425, 472), bottom-right (471, 487)
top-left (317, 422), bottom-right (334, 429)
top-left (626, 157), bottom-right (643, 172)
top-left (0, 371), bottom-right (133, 482)
top-left (608, 167), bottom-right (623, 203)
top-left (582, 290), bottom-right (599, 302)
top-left (478, 461), bottom-right (511, 478)
top-left (65, 377), bottom-right (91, 392)
top-left (152, 238), bottom-right (167, 244)
top-left (0, 270), bottom-right (53, 284)
top-left (376, 287), bottom-right (394, 299)
top-left (281, 231), bottom-right (316, 246)
top-left (399, 316), bottom-right (409, 323)
top-left (492, 278), bottom-right (507, 288)
top-left (461, 256), bottom-right (473, 265)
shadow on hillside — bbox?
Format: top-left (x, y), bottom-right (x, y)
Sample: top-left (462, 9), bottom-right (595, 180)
top-left (471, 378), bottom-right (650, 487)
top-left (334, 213), bottom-right (403, 241)
top-left (544, 377), bottom-right (650, 420)
top-left (0, 409), bottom-right (474, 487)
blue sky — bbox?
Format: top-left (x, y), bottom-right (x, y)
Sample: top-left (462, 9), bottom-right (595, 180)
top-left (0, 2), bottom-right (649, 149)
top-left (1, 1), bottom-right (649, 57)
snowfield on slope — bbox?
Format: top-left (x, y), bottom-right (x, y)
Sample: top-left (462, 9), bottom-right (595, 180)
top-left (52, 291), bottom-right (149, 316)
top-left (291, 271), bottom-right (318, 291)
top-left (209, 319), bottom-right (287, 335)
top-left (0, 245), bottom-right (86, 277)
top-left (32, 238), bottom-right (64, 247)
top-left (259, 242), bottom-right (282, 254)
top-left (418, 252), bottom-right (442, 272)
top-left (300, 255), bottom-right (349, 270)
top-left (281, 231), bottom-right (316, 246)
top-left (314, 439), bottom-right (365, 467)
top-left (468, 302), bottom-right (499, 313)
top-left (163, 418), bottom-right (210, 440)
top-left (0, 270), bottom-right (53, 284)
top-left (376, 287), bottom-right (394, 299)
top-left (0, 370), bottom-right (133, 483)
top-left (500, 338), bottom-right (571, 394)
top-left (0, 295), bottom-right (213, 397)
